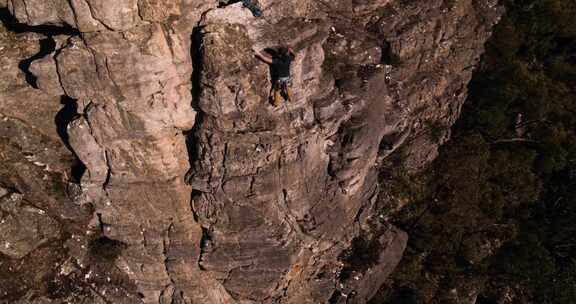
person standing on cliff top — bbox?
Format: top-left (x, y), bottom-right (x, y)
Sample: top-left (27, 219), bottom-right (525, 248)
top-left (219, 0), bottom-right (262, 16)
top-left (254, 47), bottom-right (296, 106)
top-left (242, 0), bottom-right (262, 17)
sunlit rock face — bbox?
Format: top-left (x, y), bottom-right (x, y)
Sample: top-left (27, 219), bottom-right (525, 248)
top-left (0, 0), bottom-right (502, 303)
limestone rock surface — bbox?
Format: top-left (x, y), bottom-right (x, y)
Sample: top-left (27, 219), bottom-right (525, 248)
top-left (0, 0), bottom-right (503, 303)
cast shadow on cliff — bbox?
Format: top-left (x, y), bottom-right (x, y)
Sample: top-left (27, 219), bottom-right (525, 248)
top-left (0, 8), bottom-right (79, 88)
top-left (379, 40), bottom-right (401, 66)
top-left (88, 236), bottom-right (127, 264)
top-left (55, 96), bottom-right (86, 183)
top-left (184, 26), bottom-right (205, 184)
top-left (19, 37), bottom-right (56, 88)
top-left (0, 8), bottom-right (80, 35)
top-left (190, 26), bottom-right (204, 114)
top-left (0, 8), bottom-right (80, 36)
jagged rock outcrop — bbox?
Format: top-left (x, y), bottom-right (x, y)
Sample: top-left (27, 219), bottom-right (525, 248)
top-left (0, 0), bottom-right (503, 303)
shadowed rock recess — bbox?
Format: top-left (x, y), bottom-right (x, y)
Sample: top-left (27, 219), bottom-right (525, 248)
top-left (0, 0), bottom-right (502, 303)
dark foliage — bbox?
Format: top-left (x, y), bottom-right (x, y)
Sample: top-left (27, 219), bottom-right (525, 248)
top-left (373, 0), bottom-right (576, 302)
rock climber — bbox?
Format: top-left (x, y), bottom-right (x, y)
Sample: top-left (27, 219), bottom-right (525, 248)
top-left (218, 0), bottom-right (262, 17)
top-left (253, 47), bottom-right (296, 106)
top-left (242, 0), bottom-right (262, 17)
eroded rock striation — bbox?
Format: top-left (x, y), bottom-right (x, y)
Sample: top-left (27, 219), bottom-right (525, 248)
top-left (0, 0), bottom-right (503, 303)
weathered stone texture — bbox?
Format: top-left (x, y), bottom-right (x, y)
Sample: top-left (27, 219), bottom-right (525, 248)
top-left (0, 0), bottom-right (503, 303)
top-left (0, 191), bottom-right (60, 258)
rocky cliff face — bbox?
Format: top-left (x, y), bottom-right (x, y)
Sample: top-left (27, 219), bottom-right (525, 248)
top-left (0, 0), bottom-right (502, 303)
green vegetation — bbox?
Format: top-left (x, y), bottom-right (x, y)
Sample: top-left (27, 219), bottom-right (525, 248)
top-left (373, 0), bottom-right (576, 302)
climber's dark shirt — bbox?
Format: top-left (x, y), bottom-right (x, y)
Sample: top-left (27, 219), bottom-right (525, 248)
top-left (271, 53), bottom-right (295, 79)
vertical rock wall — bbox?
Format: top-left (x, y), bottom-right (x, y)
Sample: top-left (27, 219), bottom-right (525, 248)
top-left (0, 0), bottom-right (503, 303)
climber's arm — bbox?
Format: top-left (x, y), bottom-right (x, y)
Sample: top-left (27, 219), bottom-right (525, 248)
top-left (288, 47), bottom-right (296, 57)
top-left (254, 49), bottom-right (273, 64)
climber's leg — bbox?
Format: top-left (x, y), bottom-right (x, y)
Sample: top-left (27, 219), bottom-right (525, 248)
top-left (285, 82), bottom-right (293, 102)
top-left (278, 77), bottom-right (291, 102)
top-left (273, 81), bottom-right (281, 107)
